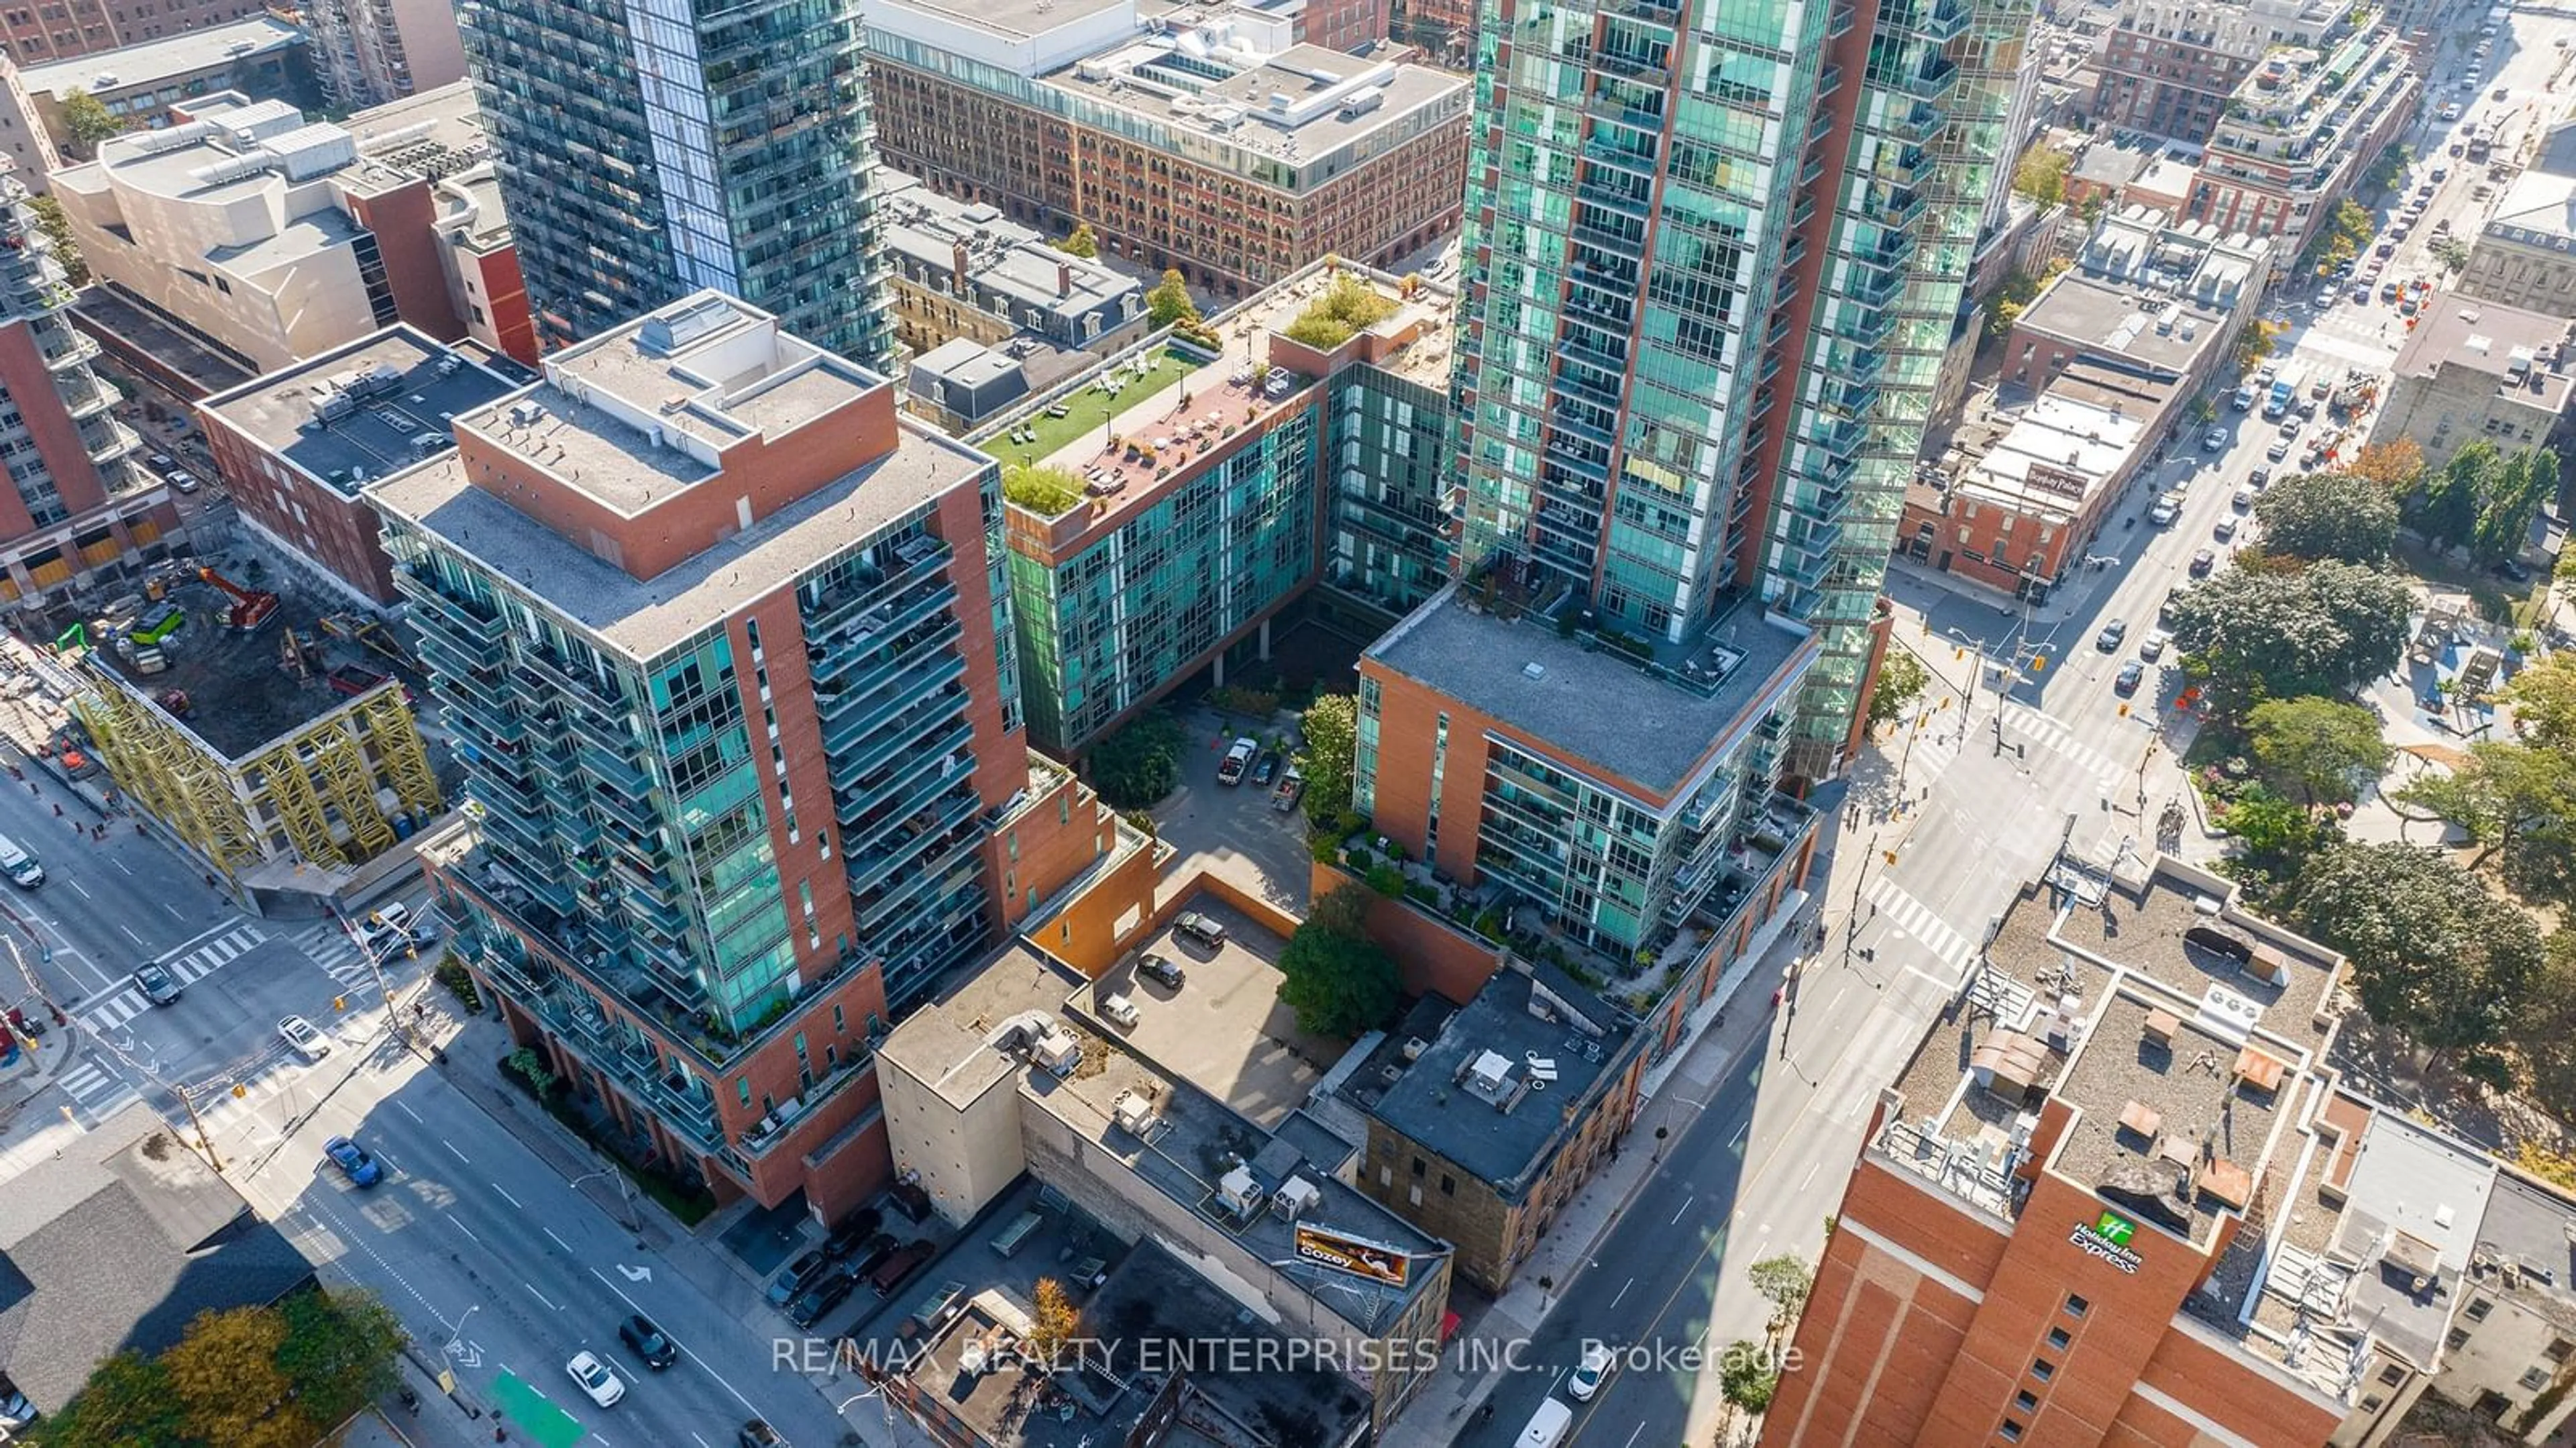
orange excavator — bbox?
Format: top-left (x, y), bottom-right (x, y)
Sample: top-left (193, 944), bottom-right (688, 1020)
top-left (197, 565), bottom-right (279, 631)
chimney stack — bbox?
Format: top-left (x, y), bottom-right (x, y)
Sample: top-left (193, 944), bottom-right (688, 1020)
top-left (951, 240), bottom-right (969, 294)
top-left (1057, 260), bottom-right (1072, 299)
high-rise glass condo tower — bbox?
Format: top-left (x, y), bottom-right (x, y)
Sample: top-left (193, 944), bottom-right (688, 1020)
top-left (458, 0), bottom-right (894, 367)
top-left (1450, 0), bottom-right (2024, 772)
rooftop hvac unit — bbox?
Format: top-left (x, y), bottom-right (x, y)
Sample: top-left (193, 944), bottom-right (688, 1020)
top-left (1217, 1164), bottom-right (1263, 1219)
top-left (1274, 1175), bottom-right (1322, 1219)
top-left (1112, 1089), bottom-right (1157, 1136)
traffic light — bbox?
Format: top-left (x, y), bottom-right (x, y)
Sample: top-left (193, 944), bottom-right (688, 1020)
top-left (333, 994), bottom-right (347, 1012)
top-left (2118, 703), bottom-right (2131, 717)
top-left (231, 1082), bottom-right (248, 1099)
top-left (1884, 850), bottom-right (1898, 865)
top-left (2031, 655), bottom-right (2049, 672)
top-left (1954, 647), bottom-right (1966, 660)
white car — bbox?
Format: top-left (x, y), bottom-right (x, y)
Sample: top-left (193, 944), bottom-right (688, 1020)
top-left (1568, 1343), bottom-right (1616, 1402)
top-left (2141, 629), bottom-right (2171, 662)
top-left (276, 1015), bottom-right (331, 1062)
top-left (567, 1351), bottom-right (625, 1407)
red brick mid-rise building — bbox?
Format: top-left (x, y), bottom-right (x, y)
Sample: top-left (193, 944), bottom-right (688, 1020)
top-left (1766, 859), bottom-right (2453, 1447)
top-left (863, 0), bottom-right (1469, 301)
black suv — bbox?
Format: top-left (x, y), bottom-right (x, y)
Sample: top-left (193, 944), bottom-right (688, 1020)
top-left (1138, 953), bottom-right (1186, 990)
top-left (823, 1207), bottom-right (884, 1261)
top-left (618, 1313), bottom-right (680, 1369)
top-left (786, 1265), bottom-right (859, 1328)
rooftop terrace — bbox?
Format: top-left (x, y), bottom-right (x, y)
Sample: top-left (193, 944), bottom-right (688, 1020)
top-left (200, 327), bottom-right (519, 497)
top-left (1361, 967), bottom-right (1629, 1195)
top-left (19, 16), bottom-right (303, 101)
top-left (1366, 581), bottom-right (1815, 800)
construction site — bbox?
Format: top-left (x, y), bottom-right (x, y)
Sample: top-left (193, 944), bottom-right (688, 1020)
top-left (60, 541), bottom-right (453, 898)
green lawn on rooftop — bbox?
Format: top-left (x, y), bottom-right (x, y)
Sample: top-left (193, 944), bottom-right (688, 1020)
top-left (981, 347), bottom-right (1211, 466)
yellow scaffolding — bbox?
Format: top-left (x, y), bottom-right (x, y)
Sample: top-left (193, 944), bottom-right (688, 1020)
top-left (354, 688), bottom-right (442, 819)
top-left (67, 680), bottom-right (262, 872)
top-left (254, 746), bottom-right (343, 867)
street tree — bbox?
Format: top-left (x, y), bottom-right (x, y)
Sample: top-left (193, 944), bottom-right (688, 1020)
top-left (2219, 785), bottom-right (2322, 874)
top-left (2412, 439), bottom-right (2563, 563)
top-left (2289, 841), bottom-right (2544, 1082)
top-left (2011, 144), bottom-right (2072, 207)
top-left (2346, 438), bottom-right (2426, 495)
top-left (30, 1351), bottom-right (184, 1448)
top-left (2395, 740), bottom-right (2576, 881)
top-left (274, 1290), bottom-right (405, 1428)
top-left (1055, 222), bottom-right (1099, 258)
top-left (1146, 268), bottom-right (1197, 329)
top-left (2512, 931), bottom-right (2576, 1118)
top-left (2251, 470), bottom-right (2400, 564)
top-left (2505, 654), bottom-right (2576, 753)
top-left (2233, 319), bottom-right (2284, 376)
top-left (1868, 650), bottom-right (1929, 730)
top-left (2166, 560), bottom-right (2413, 711)
top-left (1277, 885), bottom-right (1400, 1038)
top-left (57, 89), bottom-right (121, 160)
top-left (1720, 1343), bottom-right (1782, 1431)
top-left (1297, 692), bottom-right (1359, 834)
top-left (160, 1306), bottom-right (313, 1448)
top-left (1747, 1253), bottom-right (1814, 1337)
top-left (2245, 696), bottom-right (2390, 805)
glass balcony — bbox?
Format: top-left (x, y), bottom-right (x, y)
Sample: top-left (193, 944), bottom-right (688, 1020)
top-left (1918, 0), bottom-right (1968, 41)
top-left (394, 564), bottom-right (506, 641)
top-left (1900, 54), bottom-right (1958, 101)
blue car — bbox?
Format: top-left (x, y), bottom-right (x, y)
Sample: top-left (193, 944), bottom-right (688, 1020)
top-left (323, 1135), bottom-right (384, 1187)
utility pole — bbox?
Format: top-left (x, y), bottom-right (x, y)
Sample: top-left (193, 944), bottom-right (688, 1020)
top-left (174, 1079), bottom-right (222, 1173)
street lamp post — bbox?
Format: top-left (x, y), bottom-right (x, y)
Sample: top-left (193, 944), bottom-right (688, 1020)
top-left (571, 1167), bottom-right (642, 1239)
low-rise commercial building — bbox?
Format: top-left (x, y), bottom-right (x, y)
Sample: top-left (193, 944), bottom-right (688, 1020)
top-left (2188, 27), bottom-right (2416, 274)
top-left (3, 16), bottom-right (309, 182)
top-left (865, 0), bottom-right (1469, 301)
top-left (1910, 207), bottom-right (2263, 600)
top-left (52, 84), bottom-right (535, 378)
top-left (0, 0), bottom-right (266, 68)
top-left (2369, 299), bottom-right (2574, 472)
top-left (879, 168), bottom-right (1146, 364)
top-left (2461, 121), bottom-right (2576, 319)
top-left (195, 326), bottom-right (524, 605)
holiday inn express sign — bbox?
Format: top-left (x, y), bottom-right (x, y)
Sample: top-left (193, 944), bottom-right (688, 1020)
top-left (2071, 1209), bottom-right (2144, 1273)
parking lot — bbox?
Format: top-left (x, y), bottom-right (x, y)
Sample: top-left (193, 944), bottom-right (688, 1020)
top-left (1148, 705), bottom-right (1316, 915)
top-left (1076, 895), bottom-right (1337, 1129)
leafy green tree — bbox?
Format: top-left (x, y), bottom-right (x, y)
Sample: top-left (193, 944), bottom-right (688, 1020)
top-left (1055, 221), bottom-right (1099, 258)
top-left (2245, 696), bottom-right (2390, 805)
top-left (26, 194), bottom-right (84, 285)
top-left (1748, 1253), bottom-right (1814, 1337)
top-left (2220, 784), bottom-right (2322, 868)
top-left (2347, 439), bottom-right (2426, 495)
top-left (1720, 1343), bottom-right (1781, 1425)
top-left (1088, 711), bottom-right (1186, 809)
top-left (2394, 741), bottom-right (2576, 880)
top-left (57, 89), bottom-right (123, 160)
top-left (1277, 886), bottom-right (1400, 1038)
top-left (2512, 931), bottom-right (2576, 1117)
top-left (2430, 234), bottom-right (2472, 273)
top-left (1146, 268), bottom-right (1197, 329)
top-left (2251, 470), bottom-right (2400, 565)
top-left (1985, 268), bottom-right (2042, 338)
top-left (28, 1350), bottom-right (184, 1448)
top-left (2233, 318), bottom-right (2284, 376)
top-left (2010, 144), bottom-right (2072, 207)
top-left (274, 1290), bottom-right (405, 1427)
top-left (2414, 440), bottom-right (2563, 563)
top-left (2505, 654), bottom-right (2576, 753)
top-left (1297, 692), bottom-right (1358, 833)
top-left (2289, 841), bottom-right (2544, 1082)
top-left (161, 1305), bottom-right (313, 1448)
top-left (2166, 560), bottom-right (2413, 712)
top-left (1868, 650), bottom-right (1929, 730)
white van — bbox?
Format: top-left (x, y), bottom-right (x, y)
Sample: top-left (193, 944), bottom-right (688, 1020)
top-left (1516, 1398), bottom-right (1574, 1448)
top-left (0, 834), bottom-right (44, 888)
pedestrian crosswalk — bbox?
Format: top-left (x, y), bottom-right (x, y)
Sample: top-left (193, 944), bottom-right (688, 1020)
top-left (53, 1057), bottom-right (138, 1117)
top-left (76, 924), bottom-right (265, 1032)
top-left (1996, 701), bottom-right (2129, 796)
top-left (1864, 874), bottom-right (1978, 982)
top-left (279, 917), bottom-right (386, 997)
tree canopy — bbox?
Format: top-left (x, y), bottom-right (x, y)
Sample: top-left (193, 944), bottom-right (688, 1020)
top-left (2505, 654), bottom-right (2576, 753)
top-left (2011, 144), bottom-right (2072, 207)
top-left (2288, 841), bottom-right (2544, 1081)
top-left (2346, 439), bottom-right (2426, 494)
top-left (1089, 711), bottom-right (1186, 809)
top-left (2251, 470), bottom-right (2400, 565)
top-left (2245, 696), bottom-right (2390, 805)
top-left (1277, 886), bottom-right (1400, 1038)
top-left (2165, 559), bottom-right (2412, 711)
top-left (1868, 649), bottom-right (1929, 730)
top-left (1297, 693), bottom-right (1358, 834)
top-left (1146, 269), bottom-right (1197, 329)
top-left (26, 195), bottom-right (83, 286)
top-left (57, 90), bottom-right (122, 160)
top-left (2409, 439), bottom-right (2561, 564)
top-left (2396, 741), bottom-right (2576, 893)
top-left (1055, 222), bottom-right (1099, 258)
top-left (38, 1289), bottom-right (405, 1448)
top-left (1720, 1343), bottom-right (1780, 1417)
top-left (1748, 1253), bottom-right (1814, 1335)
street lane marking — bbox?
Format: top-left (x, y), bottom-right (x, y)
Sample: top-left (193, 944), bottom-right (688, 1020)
top-left (1729, 1121), bottom-right (1750, 1151)
top-left (113, 859), bottom-right (130, 875)
top-left (451, 1218), bottom-right (482, 1245)
top-left (590, 1268), bottom-right (768, 1420)
top-left (117, 925), bottom-right (141, 946)
top-left (65, 878), bottom-right (87, 899)
top-left (1670, 1195), bottom-right (1694, 1226)
top-left (160, 902), bottom-right (180, 919)
top-left (397, 1100), bottom-right (423, 1123)
top-left (1610, 1278), bottom-right (1632, 1308)
top-left (543, 1228), bottom-right (574, 1253)
top-left (443, 1139), bottom-right (468, 1163)
top-left (525, 1283), bottom-right (559, 1311)
top-left (1621, 1423), bottom-right (1645, 1448)
top-left (1802, 1159), bottom-right (1824, 1191)
top-left (494, 1184), bottom-right (523, 1210)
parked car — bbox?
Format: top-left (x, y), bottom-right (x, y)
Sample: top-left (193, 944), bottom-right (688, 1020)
top-left (619, 1314), bottom-right (680, 1369)
top-left (1216, 737), bottom-right (1257, 786)
top-left (824, 1208), bottom-right (885, 1261)
top-left (2276, 417), bottom-right (2300, 439)
top-left (133, 961), bottom-right (180, 1005)
top-left (2140, 629), bottom-right (2170, 662)
top-left (765, 1248), bottom-right (832, 1308)
top-left (787, 1265), bottom-right (859, 1328)
top-left (870, 1240), bottom-right (936, 1296)
top-left (277, 1015), bottom-right (331, 1062)
top-left (2266, 439), bottom-right (2291, 462)
top-left (2157, 588), bottom-right (2184, 625)
top-left (566, 1351), bottom-right (625, 1408)
top-left (2249, 466), bottom-right (2271, 489)
top-left (2095, 619), bottom-right (2127, 652)
top-left (2189, 548), bottom-right (2217, 576)
top-left (2214, 515), bottom-right (2239, 542)
top-left (739, 1422), bottom-right (783, 1448)
top-left (166, 472), bottom-right (201, 494)
top-left (2200, 427), bottom-right (2228, 452)
top-left (2114, 660), bottom-right (2146, 696)
top-left (2496, 557), bottom-right (2534, 582)
top-left (322, 1135), bottom-right (382, 1186)
top-left (1173, 911), bottom-right (1227, 949)
top-left (2231, 486), bottom-right (2255, 510)
top-left (1138, 953), bottom-right (1186, 989)
top-left (1101, 992), bottom-right (1140, 1028)
top-left (1250, 751), bottom-right (1279, 787)
top-left (2148, 499), bottom-right (2178, 526)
